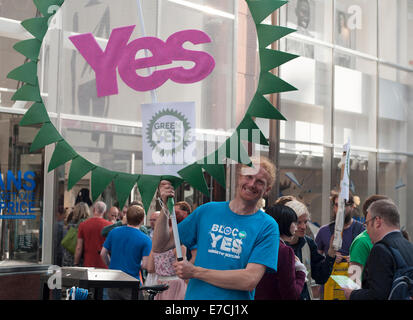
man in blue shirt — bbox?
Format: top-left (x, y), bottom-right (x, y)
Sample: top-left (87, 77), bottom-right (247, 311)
top-left (152, 156), bottom-right (280, 300)
top-left (101, 205), bottom-right (152, 299)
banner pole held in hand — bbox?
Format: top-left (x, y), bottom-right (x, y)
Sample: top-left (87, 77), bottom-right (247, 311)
top-left (137, 0), bottom-right (184, 260)
top-left (332, 138), bottom-right (351, 251)
top-left (167, 197), bottom-right (184, 261)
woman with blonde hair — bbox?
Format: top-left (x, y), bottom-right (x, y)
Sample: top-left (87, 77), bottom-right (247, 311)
top-left (62, 202), bottom-right (91, 266)
top-left (65, 202), bottom-right (90, 225)
top-left (275, 196), bottom-right (336, 300)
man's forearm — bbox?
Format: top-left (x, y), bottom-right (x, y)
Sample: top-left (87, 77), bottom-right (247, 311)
top-left (153, 180), bottom-right (177, 252)
top-left (189, 264), bottom-right (265, 292)
top-left (74, 245), bottom-right (82, 265)
top-left (100, 248), bottom-right (110, 267)
top-left (141, 256), bottom-right (148, 271)
top-left (152, 208), bottom-right (174, 253)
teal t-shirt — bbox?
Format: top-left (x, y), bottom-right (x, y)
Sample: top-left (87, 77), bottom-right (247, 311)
top-left (349, 230), bottom-right (373, 267)
top-left (178, 201), bottom-right (280, 300)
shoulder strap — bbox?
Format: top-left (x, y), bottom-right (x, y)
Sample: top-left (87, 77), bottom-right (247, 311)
top-left (301, 238), bottom-right (314, 300)
top-left (302, 238), bottom-right (312, 270)
top-left (379, 241), bottom-right (408, 269)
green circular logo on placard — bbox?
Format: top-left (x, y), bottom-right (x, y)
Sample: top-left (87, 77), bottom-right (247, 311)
top-left (145, 108), bottom-right (191, 157)
top-left (239, 231), bottom-right (247, 239)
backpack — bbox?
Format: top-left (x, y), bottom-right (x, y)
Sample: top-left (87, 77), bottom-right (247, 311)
top-left (381, 242), bottom-right (413, 300)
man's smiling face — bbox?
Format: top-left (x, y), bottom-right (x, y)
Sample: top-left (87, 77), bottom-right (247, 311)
top-left (237, 166), bottom-right (271, 203)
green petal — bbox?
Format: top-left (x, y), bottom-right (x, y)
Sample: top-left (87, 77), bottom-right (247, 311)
top-left (178, 163), bottom-right (209, 197)
top-left (137, 175), bottom-right (161, 214)
top-left (13, 39), bottom-right (42, 61)
top-left (68, 156), bottom-right (96, 190)
top-left (20, 102), bottom-right (50, 126)
top-left (91, 167), bottom-right (117, 202)
top-left (48, 140), bottom-right (77, 172)
top-left (21, 17), bottom-right (49, 41)
top-left (30, 122), bottom-right (62, 152)
top-left (11, 84), bottom-right (42, 102)
top-left (246, 0), bottom-right (288, 25)
top-left (7, 61), bottom-right (38, 86)
top-left (114, 173), bottom-right (140, 209)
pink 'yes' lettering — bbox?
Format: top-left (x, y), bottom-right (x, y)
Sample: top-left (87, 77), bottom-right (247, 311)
top-left (69, 25), bottom-right (216, 97)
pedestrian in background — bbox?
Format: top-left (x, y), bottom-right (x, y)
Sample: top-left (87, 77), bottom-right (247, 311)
top-left (74, 201), bottom-right (111, 268)
top-left (348, 194), bottom-right (389, 284)
top-left (277, 196), bottom-right (336, 300)
top-left (344, 199), bottom-right (413, 299)
top-left (101, 205), bottom-right (152, 300)
top-left (61, 202), bottom-right (90, 266)
top-left (255, 204), bottom-right (307, 300)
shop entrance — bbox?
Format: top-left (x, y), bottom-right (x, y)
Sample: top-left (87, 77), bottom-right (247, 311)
top-left (0, 114), bottom-right (44, 265)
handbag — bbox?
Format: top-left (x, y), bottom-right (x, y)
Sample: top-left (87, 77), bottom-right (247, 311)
top-left (61, 221), bottom-right (82, 255)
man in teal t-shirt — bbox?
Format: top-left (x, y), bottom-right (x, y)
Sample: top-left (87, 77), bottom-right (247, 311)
top-left (152, 156), bottom-right (280, 300)
top-left (177, 201), bottom-right (279, 299)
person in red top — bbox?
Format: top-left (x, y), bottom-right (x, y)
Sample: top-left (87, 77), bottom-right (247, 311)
top-left (74, 201), bottom-right (111, 268)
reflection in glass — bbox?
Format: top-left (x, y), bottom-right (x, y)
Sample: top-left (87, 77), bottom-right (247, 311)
top-left (286, 0), bottom-right (333, 44)
top-left (379, 0), bottom-right (413, 68)
top-left (286, 0), bottom-right (314, 58)
top-left (334, 54), bottom-right (376, 148)
top-left (378, 65), bottom-right (413, 154)
top-left (280, 45), bottom-right (333, 150)
top-left (279, 144), bottom-right (324, 228)
top-left (335, 0), bottom-right (377, 56)
top-left (378, 153), bottom-right (413, 238)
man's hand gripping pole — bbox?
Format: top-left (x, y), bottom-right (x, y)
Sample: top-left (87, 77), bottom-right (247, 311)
top-left (166, 195), bottom-right (184, 262)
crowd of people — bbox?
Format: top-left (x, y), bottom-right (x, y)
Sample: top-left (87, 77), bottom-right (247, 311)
top-left (55, 156), bottom-right (413, 300)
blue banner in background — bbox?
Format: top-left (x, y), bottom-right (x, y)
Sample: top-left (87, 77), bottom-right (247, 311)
top-left (0, 170), bottom-right (37, 219)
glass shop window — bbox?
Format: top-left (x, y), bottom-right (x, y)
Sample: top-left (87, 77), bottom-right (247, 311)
top-left (0, 114), bottom-right (44, 266)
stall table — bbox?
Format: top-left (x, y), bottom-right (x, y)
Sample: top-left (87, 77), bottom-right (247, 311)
top-left (40, 267), bottom-right (140, 300)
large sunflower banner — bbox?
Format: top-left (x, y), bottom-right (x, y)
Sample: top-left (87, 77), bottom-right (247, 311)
top-left (7, 0), bottom-right (299, 214)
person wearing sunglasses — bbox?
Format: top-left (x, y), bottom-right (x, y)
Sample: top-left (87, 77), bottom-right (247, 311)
top-left (314, 191), bottom-right (364, 300)
top-left (315, 191), bottom-right (364, 263)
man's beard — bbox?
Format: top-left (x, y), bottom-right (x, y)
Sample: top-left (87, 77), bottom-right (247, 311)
top-left (344, 211), bottom-right (352, 225)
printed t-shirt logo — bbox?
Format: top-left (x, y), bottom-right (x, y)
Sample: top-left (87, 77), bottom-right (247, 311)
top-left (209, 224), bottom-right (244, 259)
top-left (238, 231), bottom-right (247, 239)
